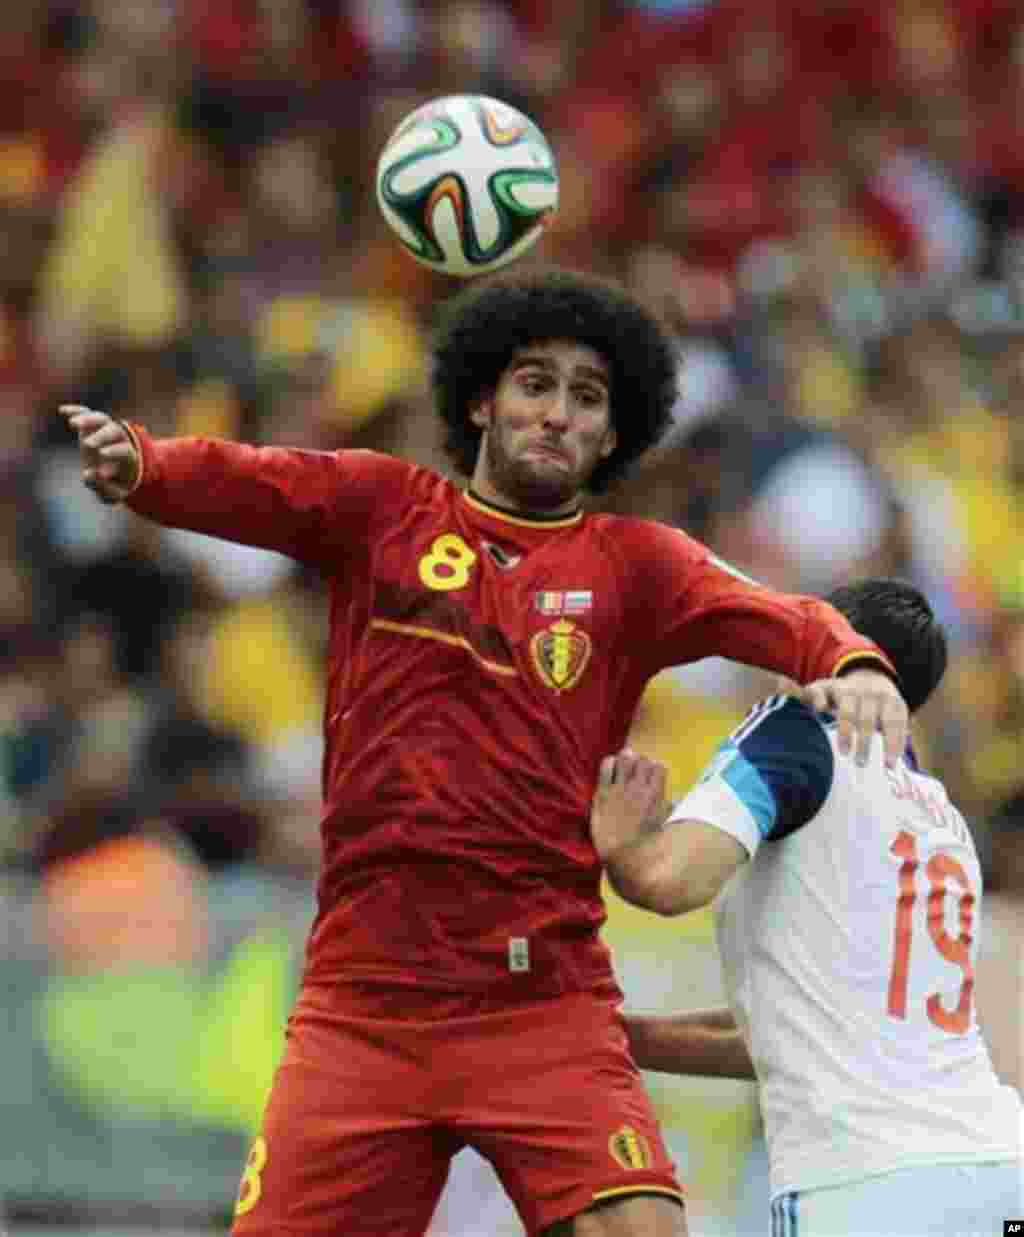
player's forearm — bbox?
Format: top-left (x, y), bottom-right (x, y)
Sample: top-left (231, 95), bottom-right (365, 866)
top-left (124, 425), bottom-right (341, 563)
top-left (605, 819), bottom-right (746, 916)
top-left (624, 1010), bottom-right (756, 1080)
top-left (686, 572), bottom-right (896, 686)
top-left (604, 829), bottom-right (689, 915)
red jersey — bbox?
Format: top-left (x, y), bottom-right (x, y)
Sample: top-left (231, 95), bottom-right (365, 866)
top-left (126, 432), bottom-right (892, 1002)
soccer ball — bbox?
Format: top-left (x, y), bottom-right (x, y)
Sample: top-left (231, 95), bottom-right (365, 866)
top-left (375, 94), bottom-right (558, 278)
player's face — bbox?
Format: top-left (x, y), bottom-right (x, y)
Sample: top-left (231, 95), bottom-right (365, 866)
top-left (469, 340), bottom-right (617, 513)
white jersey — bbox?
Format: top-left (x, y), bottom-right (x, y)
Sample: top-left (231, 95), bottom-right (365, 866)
top-left (674, 696), bottom-right (1023, 1199)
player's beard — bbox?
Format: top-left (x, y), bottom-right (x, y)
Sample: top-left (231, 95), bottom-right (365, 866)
top-left (483, 426), bottom-right (584, 512)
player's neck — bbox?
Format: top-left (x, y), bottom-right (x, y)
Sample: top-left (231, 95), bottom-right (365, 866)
top-left (467, 476), bottom-right (582, 522)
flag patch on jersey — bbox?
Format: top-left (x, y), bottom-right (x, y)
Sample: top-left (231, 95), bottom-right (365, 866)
top-left (534, 590), bottom-right (592, 616)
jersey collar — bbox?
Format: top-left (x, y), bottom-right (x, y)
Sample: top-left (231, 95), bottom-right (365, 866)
top-left (462, 488), bottom-right (583, 529)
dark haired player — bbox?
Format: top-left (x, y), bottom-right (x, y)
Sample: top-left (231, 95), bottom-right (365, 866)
top-left (62, 269), bottom-right (908, 1237)
top-left (593, 579), bottom-right (1022, 1237)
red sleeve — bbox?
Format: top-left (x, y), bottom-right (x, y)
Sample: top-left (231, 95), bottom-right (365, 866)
top-left (624, 521), bottom-right (895, 684)
top-left (123, 425), bottom-right (412, 567)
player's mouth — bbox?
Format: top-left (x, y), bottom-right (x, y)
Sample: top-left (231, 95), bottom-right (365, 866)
top-left (526, 443), bottom-right (571, 467)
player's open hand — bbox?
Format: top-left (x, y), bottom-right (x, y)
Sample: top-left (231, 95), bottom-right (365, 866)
top-left (59, 405), bottom-right (140, 504)
top-left (792, 669), bottom-right (908, 768)
top-left (590, 750), bottom-right (669, 862)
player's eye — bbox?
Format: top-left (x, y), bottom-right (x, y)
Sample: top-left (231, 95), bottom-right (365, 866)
top-left (518, 372), bottom-right (551, 395)
top-left (573, 385), bottom-right (606, 408)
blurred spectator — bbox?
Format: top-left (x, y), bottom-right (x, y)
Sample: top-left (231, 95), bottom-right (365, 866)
top-left (59, 516), bottom-right (199, 680)
top-left (42, 828), bottom-right (208, 973)
top-left (28, 612), bottom-right (150, 848)
top-left (865, 314), bottom-right (1020, 605)
top-left (36, 824), bottom-right (300, 1139)
top-left (949, 590), bottom-right (1024, 817)
top-left (0, 4), bottom-right (90, 206)
top-left (976, 787), bottom-right (1024, 1091)
top-left (136, 606), bottom-right (268, 873)
top-left (34, 0), bottom-right (191, 385)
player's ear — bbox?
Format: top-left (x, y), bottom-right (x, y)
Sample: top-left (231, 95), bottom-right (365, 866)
top-left (469, 397), bottom-right (491, 430)
top-left (598, 425), bottom-right (617, 459)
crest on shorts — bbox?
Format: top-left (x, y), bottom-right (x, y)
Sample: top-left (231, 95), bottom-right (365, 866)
top-left (529, 619), bottom-right (591, 692)
top-left (608, 1125), bottom-right (652, 1171)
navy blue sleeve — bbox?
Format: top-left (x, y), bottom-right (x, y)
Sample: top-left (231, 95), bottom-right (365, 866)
top-left (717, 696), bottom-right (835, 841)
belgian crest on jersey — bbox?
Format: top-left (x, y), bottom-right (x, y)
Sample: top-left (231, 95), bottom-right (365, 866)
top-left (530, 619), bottom-right (591, 691)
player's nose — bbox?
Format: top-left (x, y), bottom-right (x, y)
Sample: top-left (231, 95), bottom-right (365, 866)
top-left (541, 387), bottom-right (570, 428)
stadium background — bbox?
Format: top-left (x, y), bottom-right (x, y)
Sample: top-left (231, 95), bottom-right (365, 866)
top-left (1, 1), bottom-right (1021, 1233)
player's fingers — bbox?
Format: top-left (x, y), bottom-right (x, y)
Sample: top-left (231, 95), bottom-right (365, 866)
top-left (833, 688), bottom-right (860, 758)
top-left (99, 444), bottom-right (135, 469)
top-left (65, 412), bottom-right (110, 442)
top-left (58, 403), bottom-right (92, 419)
top-left (879, 690), bottom-right (909, 768)
top-left (852, 698), bottom-right (876, 768)
top-left (82, 464), bottom-right (123, 501)
top-left (616, 748), bottom-right (639, 785)
top-left (648, 761), bottom-right (667, 806)
top-left (60, 403), bottom-right (104, 424)
top-left (598, 755), bottom-right (616, 788)
top-left (633, 754), bottom-right (662, 792)
top-left (82, 421), bottom-right (125, 452)
top-left (793, 680), bottom-right (830, 715)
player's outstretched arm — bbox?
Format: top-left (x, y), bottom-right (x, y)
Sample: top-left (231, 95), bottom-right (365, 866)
top-left (632, 527), bottom-right (910, 769)
top-left (591, 751), bottom-right (747, 916)
top-left (60, 406), bottom-right (140, 503)
top-left (624, 1009), bottom-right (755, 1080)
top-left (58, 403), bottom-right (405, 566)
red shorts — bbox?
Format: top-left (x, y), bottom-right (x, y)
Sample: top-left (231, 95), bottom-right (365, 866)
top-left (231, 984), bottom-right (684, 1236)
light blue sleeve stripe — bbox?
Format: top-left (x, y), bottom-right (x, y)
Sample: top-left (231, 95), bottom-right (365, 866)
top-left (719, 747), bottom-right (778, 840)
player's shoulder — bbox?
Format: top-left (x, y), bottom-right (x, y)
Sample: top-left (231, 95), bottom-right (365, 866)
top-left (729, 693), bottom-right (830, 749)
top-left (700, 696), bottom-right (836, 842)
top-left (891, 758), bottom-right (974, 847)
top-left (336, 449), bottom-right (446, 500)
top-left (586, 512), bottom-right (708, 564)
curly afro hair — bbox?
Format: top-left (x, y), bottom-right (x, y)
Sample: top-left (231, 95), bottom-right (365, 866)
top-left (431, 267), bottom-right (678, 493)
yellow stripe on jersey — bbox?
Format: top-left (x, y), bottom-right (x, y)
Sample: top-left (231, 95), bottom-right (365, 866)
top-left (370, 619), bottom-right (519, 677)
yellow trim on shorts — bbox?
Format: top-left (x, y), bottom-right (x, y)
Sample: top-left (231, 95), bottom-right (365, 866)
top-left (591, 1184), bottom-right (686, 1204)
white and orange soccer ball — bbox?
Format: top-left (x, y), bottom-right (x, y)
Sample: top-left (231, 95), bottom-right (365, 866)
top-left (375, 94), bottom-right (559, 278)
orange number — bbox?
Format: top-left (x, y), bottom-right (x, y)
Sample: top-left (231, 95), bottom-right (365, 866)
top-left (886, 830), bottom-right (918, 1019)
top-left (886, 831), bottom-right (977, 1034)
top-left (924, 852), bottom-right (975, 1034)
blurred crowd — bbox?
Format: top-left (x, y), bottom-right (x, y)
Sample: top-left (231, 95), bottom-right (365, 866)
top-left (1, 0), bottom-right (1023, 965)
